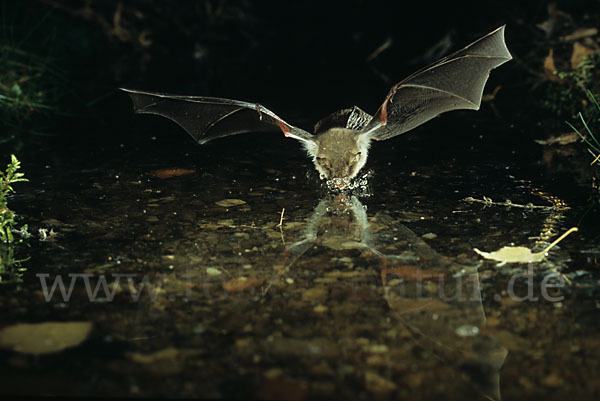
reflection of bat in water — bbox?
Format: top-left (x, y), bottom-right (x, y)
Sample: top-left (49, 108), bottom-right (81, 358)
top-left (267, 194), bottom-right (507, 400)
top-left (121, 26), bottom-right (511, 189)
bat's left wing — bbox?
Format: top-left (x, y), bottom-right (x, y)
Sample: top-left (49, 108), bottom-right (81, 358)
top-left (363, 25), bottom-right (512, 141)
top-left (120, 89), bottom-right (315, 145)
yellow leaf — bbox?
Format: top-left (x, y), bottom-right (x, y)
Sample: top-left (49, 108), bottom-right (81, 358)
top-left (474, 246), bottom-right (545, 263)
top-left (474, 227), bottom-right (578, 264)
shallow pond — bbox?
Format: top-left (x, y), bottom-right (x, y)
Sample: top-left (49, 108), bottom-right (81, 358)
top-left (1, 109), bottom-right (599, 400)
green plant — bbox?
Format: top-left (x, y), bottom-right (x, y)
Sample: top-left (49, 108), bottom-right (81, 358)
top-left (0, 154), bottom-right (29, 243)
top-left (566, 90), bottom-right (600, 166)
top-left (0, 244), bottom-right (28, 284)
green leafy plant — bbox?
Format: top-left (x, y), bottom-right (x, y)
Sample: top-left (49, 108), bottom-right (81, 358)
top-left (0, 154), bottom-right (29, 243)
top-left (566, 90), bottom-right (600, 166)
top-left (0, 244), bottom-right (28, 283)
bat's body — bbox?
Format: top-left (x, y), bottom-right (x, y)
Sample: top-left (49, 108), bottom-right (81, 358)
top-left (122, 26), bottom-right (512, 190)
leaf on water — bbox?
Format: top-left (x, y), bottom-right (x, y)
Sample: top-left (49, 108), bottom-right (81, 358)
top-left (474, 246), bottom-right (545, 263)
top-left (150, 168), bottom-right (195, 179)
top-left (474, 227), bottom-right (578, 264)
top-left (215, 199), bottom-right (247, 207)
top-left (0, 321), bottom-right (92, 355)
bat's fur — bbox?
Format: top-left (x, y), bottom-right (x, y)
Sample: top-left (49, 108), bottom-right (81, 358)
top-left (304, 128), bottom-right (370, 186)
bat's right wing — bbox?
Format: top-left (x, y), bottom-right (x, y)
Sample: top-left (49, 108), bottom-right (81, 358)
top-left (120, 88), bottom-right (316, 145)
top-left (362, 25), bottom-right (512, 141)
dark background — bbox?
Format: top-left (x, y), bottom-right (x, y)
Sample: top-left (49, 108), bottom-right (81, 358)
top-left (1, 0), bottom-right (599, 174)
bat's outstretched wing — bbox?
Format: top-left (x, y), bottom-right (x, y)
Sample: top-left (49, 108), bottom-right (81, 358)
top-left (120, 89), bottom-right (315, 145)
top-left (363, 25), bottom-right (512, 141)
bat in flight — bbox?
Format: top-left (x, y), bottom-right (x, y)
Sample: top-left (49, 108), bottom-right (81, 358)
top-left (122, 26), bottom-right (512, 190)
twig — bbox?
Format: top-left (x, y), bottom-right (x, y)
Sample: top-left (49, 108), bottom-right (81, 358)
top-left (276, 208), bottom-right (285, 245)
top-left (366, 37), bottom-right (393, 62)
top-left (462, 196), bottom-right (569, 211)
top-left (541, 227), bottom-right (578, 254)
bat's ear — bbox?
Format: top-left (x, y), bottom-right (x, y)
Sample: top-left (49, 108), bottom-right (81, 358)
top-left (357, 120), bottom-right (385, 141)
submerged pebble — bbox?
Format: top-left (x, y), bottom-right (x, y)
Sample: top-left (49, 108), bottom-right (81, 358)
top-left (454, 325), bottom-right (480, 337)
top-left (215, 199), bottom-right (247, 207)
top-left (206, 267), bottom-right (222, 276)
top-left (223, 277), bottom-right (262, 292)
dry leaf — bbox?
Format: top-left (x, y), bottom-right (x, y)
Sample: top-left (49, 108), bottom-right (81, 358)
top-left (0, 322), bottom-right (92, 355)
top-left (561, 28), bottom-right (598, 42)
top-left (474, 227), bottom-right (578, 264)
top-left (534, 132), bottom-right (579, 145)
top-left (570, 42), bottom-right (596, 69)
top-left (474, 246), bottom-right (546, 263)
top-left (544, 49), bottom-right (564, 83)
top-left (151, 168), bottom-right (195, 179)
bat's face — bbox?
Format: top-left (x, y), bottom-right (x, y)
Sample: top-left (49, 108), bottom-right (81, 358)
top-left (308, 128), bottom-right (370, 189)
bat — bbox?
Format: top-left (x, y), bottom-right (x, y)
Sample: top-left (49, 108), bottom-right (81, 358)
top-left (121, 26), bottom-right (512, 190)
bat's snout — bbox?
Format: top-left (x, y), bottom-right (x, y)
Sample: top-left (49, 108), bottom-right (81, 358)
top-left (327, 177), bottom-right (352, 191)
top-left (334, 181), bottom-right (347, 190)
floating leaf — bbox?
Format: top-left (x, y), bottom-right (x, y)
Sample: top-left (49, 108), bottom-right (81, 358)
top-left (0, 321), bottom-right (92, 355)
top-left (474, 227), bottom-right (578, 263)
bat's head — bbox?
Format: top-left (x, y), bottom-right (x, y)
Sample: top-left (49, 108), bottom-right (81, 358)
top-left (308, 128), bottom-right (370, 189)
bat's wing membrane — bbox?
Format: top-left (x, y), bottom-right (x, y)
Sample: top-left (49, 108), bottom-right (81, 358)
top-left (120, 89), bottom-right (315, 145)
top-left (364, 25), bottom-right (512, 141)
